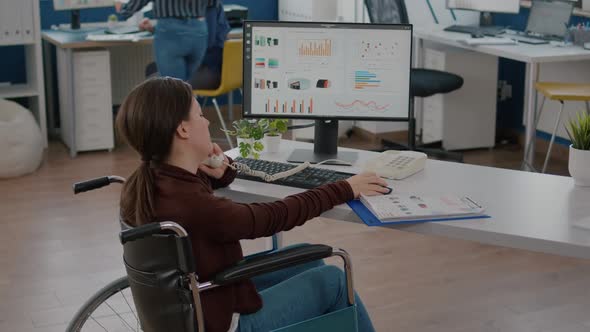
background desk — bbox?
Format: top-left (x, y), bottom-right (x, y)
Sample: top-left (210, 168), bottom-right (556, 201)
top-left (413, 28), bottom-right (590, 168)
top-left (221, 140), bottom-right (590, 259)
top-left (42, 27), bottom-right (242, 157)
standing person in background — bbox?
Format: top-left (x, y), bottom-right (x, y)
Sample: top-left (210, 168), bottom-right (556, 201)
top-left (116, 0), bottom-right (209, 82)
top-left (190, 0), bottom-right (230, 89)
top-left (142, 0), bottom-right (229, 89)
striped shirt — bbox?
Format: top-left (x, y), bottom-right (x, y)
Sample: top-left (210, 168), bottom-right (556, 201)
top-left (120, 0), bottom-right (212, 19)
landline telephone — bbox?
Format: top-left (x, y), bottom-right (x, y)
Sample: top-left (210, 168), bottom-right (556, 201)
top-left (204, 149), bottom-right (426, 182)
top-left (362, 150), bottom-right (427, 180)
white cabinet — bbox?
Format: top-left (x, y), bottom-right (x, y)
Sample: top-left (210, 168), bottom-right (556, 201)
top-left (0, 0), bottom-right (46, 146)
top-left (420, 45), bottom-right (498, 150)
top-left (57, 49), bottom-right (114, 153)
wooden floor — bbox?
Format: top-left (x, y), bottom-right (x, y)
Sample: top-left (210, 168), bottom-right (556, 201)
top-left (0, 112), bottom-right (587, 331)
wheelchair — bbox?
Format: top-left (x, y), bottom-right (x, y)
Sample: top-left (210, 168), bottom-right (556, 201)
top-left (66, 176), bottom-right (359, 331)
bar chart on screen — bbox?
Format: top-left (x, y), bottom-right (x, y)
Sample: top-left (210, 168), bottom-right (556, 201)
top-left (298, 39), bottom-right (333, 57)
top-left (265, 98), bottom-right (314, 114)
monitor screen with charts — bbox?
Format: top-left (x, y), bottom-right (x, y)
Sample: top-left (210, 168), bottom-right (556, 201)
top-left (243, 21), bottom-right (412, 122)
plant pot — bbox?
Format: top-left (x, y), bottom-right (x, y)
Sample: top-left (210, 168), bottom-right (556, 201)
top-left (568, 145), bottom-right (590, 187)
top-left (264, 134), bottom-right (281, 154)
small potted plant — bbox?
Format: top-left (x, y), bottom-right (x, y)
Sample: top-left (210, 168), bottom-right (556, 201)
top-left (260, 118), bottom-right (288, 154)
top-left (565, 112), bottom-right (590, 186)
top-left (223, 119), bottom-right (265, 159)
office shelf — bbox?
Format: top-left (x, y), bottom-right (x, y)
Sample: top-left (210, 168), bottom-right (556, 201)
top-left (0, 84), bottom-right (39, 98)
top-left (0, 0), bottom-right (46, 147)
top-left (0, 40), bottom-right (36, 47)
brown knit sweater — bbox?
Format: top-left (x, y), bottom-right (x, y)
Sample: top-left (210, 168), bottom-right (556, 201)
top-left (152, 161), bottom-right (355, 332)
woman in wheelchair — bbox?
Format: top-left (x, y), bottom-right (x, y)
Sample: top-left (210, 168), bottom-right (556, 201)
top-left (116, 77), bottom-right (386, 332)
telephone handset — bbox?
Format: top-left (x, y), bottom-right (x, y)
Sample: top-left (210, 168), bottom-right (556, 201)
top-left (202, 154), bottom-right (225, 168)
top-left (363, 150), bottom-right (427, 180)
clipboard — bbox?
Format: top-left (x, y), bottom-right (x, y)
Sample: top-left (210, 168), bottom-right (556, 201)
top-left (347, 200), bottom-right (490, 227)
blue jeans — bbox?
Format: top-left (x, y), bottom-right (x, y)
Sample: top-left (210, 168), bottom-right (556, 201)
top-left (153, 18), bottom-right (208, 81)
top-left (237, 246), bottom-right (376, 332)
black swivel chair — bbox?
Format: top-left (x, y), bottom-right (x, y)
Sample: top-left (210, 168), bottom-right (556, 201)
top-left (364, 0), bottom-right (465, 162)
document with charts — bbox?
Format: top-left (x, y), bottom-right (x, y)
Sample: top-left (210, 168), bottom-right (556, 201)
top-left (357, 193), bottom-right (487, 224)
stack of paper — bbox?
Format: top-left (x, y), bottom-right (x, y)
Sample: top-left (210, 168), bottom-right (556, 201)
top-left (349, 193), bottom-right (488, 226)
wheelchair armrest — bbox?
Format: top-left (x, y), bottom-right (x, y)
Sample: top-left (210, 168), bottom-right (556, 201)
top-left (213, 244), bottom-right (333, 286)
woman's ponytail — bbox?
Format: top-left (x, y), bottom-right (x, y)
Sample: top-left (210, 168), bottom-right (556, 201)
top-left (116, 77), bottom-right (194, 226)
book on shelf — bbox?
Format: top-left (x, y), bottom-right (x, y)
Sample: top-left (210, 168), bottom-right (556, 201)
top-left (348, 193), bottom-right (489, 226)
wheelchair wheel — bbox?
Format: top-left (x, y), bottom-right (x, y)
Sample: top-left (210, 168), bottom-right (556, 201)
top-left (66, 276), bottom-right (141, 331)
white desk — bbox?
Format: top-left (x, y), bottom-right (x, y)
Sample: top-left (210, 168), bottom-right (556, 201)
top-left (221, 140), bottom-right (590, 259)
top-left (42, 26), bottom-right (242, 157)
top-left (413, 28), bottom-right (590, 169)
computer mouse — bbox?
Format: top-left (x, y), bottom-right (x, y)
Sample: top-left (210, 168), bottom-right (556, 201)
top-left (471, 32), bottom-right (485, 39)
top-left (381, 186), bottom-right (393, 195)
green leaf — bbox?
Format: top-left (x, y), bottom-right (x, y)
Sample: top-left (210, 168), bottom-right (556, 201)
top-left (276, 120), bottom-right (288, 133)
top-left (239, 141), bottom-right (251, 158)
top-left (253, 141), bottom-right (264, 151)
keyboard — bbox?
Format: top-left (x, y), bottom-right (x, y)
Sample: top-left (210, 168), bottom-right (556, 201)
top-left (86, 31), bottom-right (151, 41)
top-left (105, 26), bottom-right (141, 35)
top-left (444, 25), bottom-right (505, 36)
top-left (505, 35), bottom-right (549, 45)
top-left (233, 157), bottom-right (353, 189)
top-left (462, 37), bottom-right (517, 46)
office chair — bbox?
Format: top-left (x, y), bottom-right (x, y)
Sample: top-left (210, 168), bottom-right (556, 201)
top-left (525, 82), bottom-right (590, 173)
top-left (121, 221), bottom-right (359, 332)
top-left (194, 39), bottom-right (244, 149)
top-left (364, 0), bottom-right (465, 162)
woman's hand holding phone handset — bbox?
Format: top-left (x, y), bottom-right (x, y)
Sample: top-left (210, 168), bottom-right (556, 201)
top-left (199, 143), bottom-right (229, 179)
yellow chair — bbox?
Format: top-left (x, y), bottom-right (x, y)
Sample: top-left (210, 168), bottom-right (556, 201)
top-left (194, 39), bottom-right (243, 149)
top-left (526, 82), bottom-right (590, 173)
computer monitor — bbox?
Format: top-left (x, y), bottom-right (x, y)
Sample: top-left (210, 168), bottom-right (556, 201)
top-left (446, 0), bottom-right (520, 14)
top-left (243, 21), bottom-right (412, 164)
top-left (53, 0), bottom-right (115, 30)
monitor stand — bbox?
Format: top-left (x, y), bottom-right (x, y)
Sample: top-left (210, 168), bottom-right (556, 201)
top-left (71, 10), bottom-right (81, 30)
top-left (58, 10), bottom-right (100, 33)
top-left (287, 120), bottom-right (358, 166)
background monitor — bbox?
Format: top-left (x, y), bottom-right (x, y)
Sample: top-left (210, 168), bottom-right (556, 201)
top-left (53, 0), bottom-right (114, 11)
top-left (446, 0), bottom-right (521, 14)
top-left (526, 0), bottom-right (574, 38)
top-left (243, 21), bottom-right (412, 164)
top-left (53, 0), bottom-right (115, 29)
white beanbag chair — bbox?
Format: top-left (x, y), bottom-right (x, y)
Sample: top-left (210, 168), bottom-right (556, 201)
top-left (0, 99), bottom-right (43, 178)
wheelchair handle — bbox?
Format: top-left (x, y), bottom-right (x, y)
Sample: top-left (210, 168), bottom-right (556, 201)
top-left (120, 221), bottom-right (189, 244)
top-left (73, 176), bottom-right (125, 194)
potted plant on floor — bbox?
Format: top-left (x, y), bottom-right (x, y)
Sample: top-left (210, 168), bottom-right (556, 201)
top-left (260, 118), bottom-right (288, 154)
top-left (223, 119), bottom-right (265, 159)
top-left (565, 112), bottom-right (590, 186)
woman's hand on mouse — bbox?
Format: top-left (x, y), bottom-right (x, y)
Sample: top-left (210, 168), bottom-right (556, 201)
top-left (346, 172), bottom-right (390, 198)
